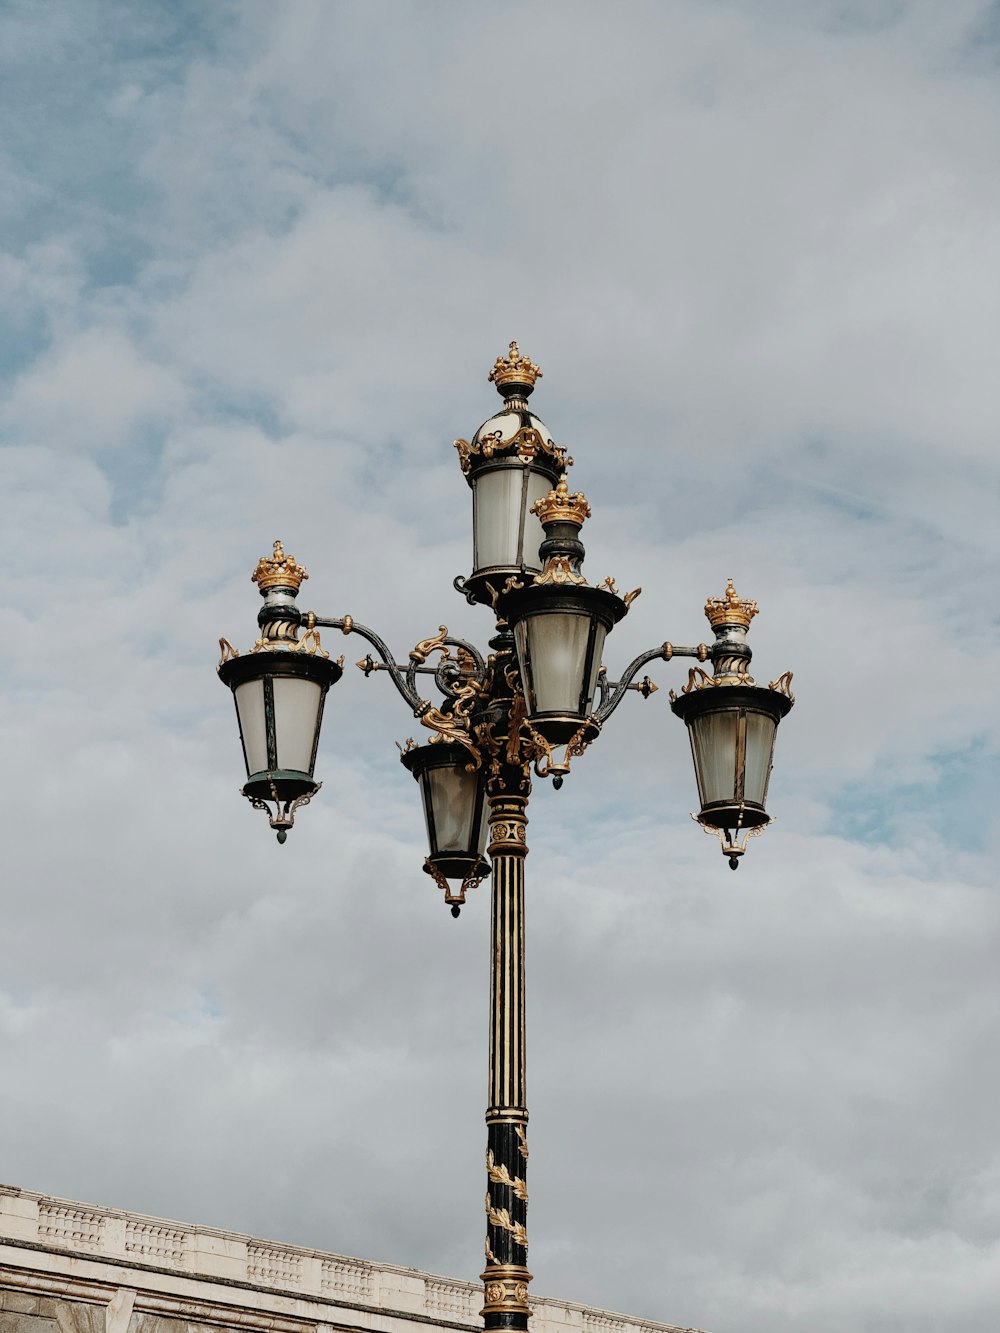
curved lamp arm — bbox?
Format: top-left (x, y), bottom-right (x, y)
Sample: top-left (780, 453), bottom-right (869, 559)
top-left (305, 613), bottom-right (488, 717)
top-left (595, 641), bottom-right (710, 725)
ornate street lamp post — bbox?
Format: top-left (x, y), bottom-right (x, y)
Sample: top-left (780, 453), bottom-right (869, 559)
top-left (217, 344), bottom-right (795, 1329)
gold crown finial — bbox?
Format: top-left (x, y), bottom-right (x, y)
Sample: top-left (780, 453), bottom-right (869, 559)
top-left (531, 476), bottom-right (592, 528)
top-left (489, 341), bottom-right (542, 391)
top-left (252, 539), bottom-right (309, 592)
top-left (704, 578), bottom-right (758, 629)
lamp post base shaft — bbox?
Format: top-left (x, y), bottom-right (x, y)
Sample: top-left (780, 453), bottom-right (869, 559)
top-left (483, 795), bottom-right (530, 1330)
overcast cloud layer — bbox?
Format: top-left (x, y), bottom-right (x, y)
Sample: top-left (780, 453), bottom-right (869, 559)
top-left (2, 3), bottom-right (1000, 1331)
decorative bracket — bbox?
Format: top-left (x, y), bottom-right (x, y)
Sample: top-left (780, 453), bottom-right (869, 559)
top-left (696, 814), bottom-right (770, 870)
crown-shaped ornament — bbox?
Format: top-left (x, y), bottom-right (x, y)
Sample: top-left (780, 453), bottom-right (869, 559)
top-left (252, 540), bottom-right (309, 592)
top-left (704, 578), bottom-right (758, 629)
top-left (488, 341), bottom-right (542, 391)
top-left (531, 476), bottom-right (592, 528)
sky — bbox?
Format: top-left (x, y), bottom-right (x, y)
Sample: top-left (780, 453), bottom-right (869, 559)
top-left (2, 2), bottom-right (1000, 1331)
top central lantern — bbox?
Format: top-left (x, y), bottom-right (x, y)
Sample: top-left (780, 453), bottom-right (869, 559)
top-left (454, 342), bottom-right (573, 605)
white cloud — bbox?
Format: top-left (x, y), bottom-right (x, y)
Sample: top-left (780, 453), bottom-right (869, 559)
top-left (2, 326), bottom-right (184, 451)
top-left (2, 4), bottom-right (1000, 1331)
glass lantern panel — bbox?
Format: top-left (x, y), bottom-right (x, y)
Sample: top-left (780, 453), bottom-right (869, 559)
top-left (473, 467), bottom-right (550, 572)
top-left (272, 676), bottom-right (324, 773)
top-left (521, 612), bottom-right (593, 715)
top-left (585, 622), bottom-right (608, 710)
top-left (744, 710), bottom-right (778, 806)
top-left (425, 764), bottom-right (478, 853)
top-left (473, 798), bottom-right (488, 856)
top-left (234, 679), bottom-right (268, 777)
top-left (689, 709), bottom-right (739, 805)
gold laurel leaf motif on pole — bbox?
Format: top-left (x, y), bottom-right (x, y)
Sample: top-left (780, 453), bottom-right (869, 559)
top-left (516, 1125), bottom-right (529, 1159)
top-left (487, 1149), bottom-right (529, 1201)
top-left (485, 1198), bottom-right (528, 1248)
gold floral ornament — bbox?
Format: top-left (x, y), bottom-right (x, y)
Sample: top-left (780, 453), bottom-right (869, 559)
top-left (704, 578), bottom-right (758, 629)
top-left (488, 341), bottom-right (542, 390)
top-left (251, 540), bottom-right (309, 592)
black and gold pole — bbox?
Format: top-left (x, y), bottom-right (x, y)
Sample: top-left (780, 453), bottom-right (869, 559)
top-left (216, 343), bottom-right (796, 1332)
top-left (478, 631), bottom-right (533, 1329)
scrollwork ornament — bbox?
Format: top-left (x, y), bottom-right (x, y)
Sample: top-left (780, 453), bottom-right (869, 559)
top-left (534, 555), bottom-right (586, 587)
top-left (414, 671), bottom-right (485, 766)
top-left (218, 638), bottom-right (240, 667)
top-left (668, 664), bottom-right (756, 701)
top-left (293, 627), bottom-right (330, 658)
top-left (769, 669), bottom-right (795, 699)
top-left (410, 626), bottom-right (451, 665)
top-left (453, 427), bottom-right (571, 479)
top-left (525, 717), bottom-right (595, 780)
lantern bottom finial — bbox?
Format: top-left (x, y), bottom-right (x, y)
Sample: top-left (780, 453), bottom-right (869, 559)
top-left (243, 773), bottom-right (320, 841)
top-left (694, 813), bottom-right (772, 867)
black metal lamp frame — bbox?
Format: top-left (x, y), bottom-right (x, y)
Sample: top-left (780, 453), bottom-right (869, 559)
top-left (217, 344), bottom-right (794, 1331)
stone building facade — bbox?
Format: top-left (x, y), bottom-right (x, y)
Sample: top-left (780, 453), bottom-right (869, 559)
top-left (0, 1187), bottom-right (705, 1333)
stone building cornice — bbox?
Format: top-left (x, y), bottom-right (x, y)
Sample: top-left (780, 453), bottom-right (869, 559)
top-left (0, 1185), bottom-right (708, 1333)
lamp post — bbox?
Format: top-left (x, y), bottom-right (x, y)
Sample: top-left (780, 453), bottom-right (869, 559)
top-left (217, 343), bottom-right (795, 1329)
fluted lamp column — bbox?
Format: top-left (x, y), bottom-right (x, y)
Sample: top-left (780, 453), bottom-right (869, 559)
top-left (479, 640), bottom-right (532, 1332)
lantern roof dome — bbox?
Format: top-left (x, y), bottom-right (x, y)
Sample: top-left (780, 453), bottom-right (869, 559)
top-left (472, 341), bottom-right (552, 446)
top-left (471, 403), bottom-right (555, 450)
top-left (454, 341), bottom-right (572, 481)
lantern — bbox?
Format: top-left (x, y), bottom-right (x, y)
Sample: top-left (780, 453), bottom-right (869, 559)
top-left (401, 741), bottom-right (490, 915)
top-left (501, 479), bottom-right (629, 777)
top-left (219, 649), bottom-right (342, 840)
top-left (454, 343), bottom-right (570, 606)
top-left (671, 581), bottom-right (794, 867)
top-left (218, 540), bottom-right (341, 841)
